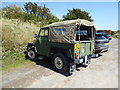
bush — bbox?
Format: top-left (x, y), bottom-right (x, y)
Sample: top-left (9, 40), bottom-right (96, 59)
top-left (2, 4), bottom-right (60, 25)
top-left (112, 30), bottom-right (120, 39)
top-left (2, 18), bottom-right (39, 52)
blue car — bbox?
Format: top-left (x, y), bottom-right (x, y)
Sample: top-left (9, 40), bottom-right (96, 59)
top-left (103, 34), bottom-right (112, 40)
top-left (97, 31), bottom-right (112, 40)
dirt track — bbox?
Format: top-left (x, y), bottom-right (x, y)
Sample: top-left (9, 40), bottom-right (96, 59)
top-left (2, 38), bottom-right (118, 88)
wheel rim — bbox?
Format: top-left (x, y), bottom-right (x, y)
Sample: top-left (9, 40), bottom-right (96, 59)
top-left (54, 57), bottom-right (63, 70)
top-left (28, 50), bottom-right (35, 59)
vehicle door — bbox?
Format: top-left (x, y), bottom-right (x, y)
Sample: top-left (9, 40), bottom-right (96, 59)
top-left (35, 27), bottom-right (50, 56)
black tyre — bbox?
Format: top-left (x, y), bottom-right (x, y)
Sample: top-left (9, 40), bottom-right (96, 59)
top-left (52, 53), bottom-right (70, 73)
top-left (26, 47), bottom-right (39, 61)
top-left (81, 64), bottom-right (88, 68)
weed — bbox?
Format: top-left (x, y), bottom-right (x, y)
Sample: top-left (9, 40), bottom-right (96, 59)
top-left (1, 18), bottom-right (39, 52)
top-left (1, 18), bottom-right (39, 71)
top-left (2, 50), bottom-right (34, 71)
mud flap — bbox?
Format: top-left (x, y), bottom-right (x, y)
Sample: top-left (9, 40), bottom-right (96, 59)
top-left (82, 55), bottom-right (91, 66)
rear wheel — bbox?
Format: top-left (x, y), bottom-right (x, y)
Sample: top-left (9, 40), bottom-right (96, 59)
top-left (52, 53), bottom-right (70, 73)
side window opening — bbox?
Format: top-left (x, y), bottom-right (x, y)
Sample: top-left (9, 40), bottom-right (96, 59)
top-left (54, 27), bottom-right (67, 35)
top-left (76, 26), bottom-right (92, 41)
top-left (40, 28), bottom-right (48, 37)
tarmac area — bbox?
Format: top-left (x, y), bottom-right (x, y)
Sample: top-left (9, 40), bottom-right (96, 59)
top-left (2, 38), bottom-right (118, 88)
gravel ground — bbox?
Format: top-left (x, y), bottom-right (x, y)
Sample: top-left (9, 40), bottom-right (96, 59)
top-left (2, 38), bottom-right (118, 88)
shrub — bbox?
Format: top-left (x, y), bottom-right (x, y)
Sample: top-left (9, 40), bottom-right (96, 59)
top-left (2, 18), bottom-right (39, 52)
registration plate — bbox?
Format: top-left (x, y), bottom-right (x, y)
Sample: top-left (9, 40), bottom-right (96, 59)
top-left (104, 43), bottom-right (109, 45)
top-left (74, 44), bottom-right (80, 51)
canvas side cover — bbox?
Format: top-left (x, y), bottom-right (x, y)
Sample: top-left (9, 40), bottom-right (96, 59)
top-left (49, 25), bottom-right (76, 43)
top-left (46, 19), bottom-right (94, 43)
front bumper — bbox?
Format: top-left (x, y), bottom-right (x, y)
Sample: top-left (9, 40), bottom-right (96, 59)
top-left (101, 48), bottom-right (108, 52)
top-left (95, 44), bottom-right (109, 53)
top-left (94, 48), bottom-right (102, 54)
top-left (100, 45), bottom-right (109, 52)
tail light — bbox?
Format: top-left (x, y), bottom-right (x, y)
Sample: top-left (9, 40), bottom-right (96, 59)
top-left (75, 52), bottom-right (79, 59)
top-left (93, 49), bottom-right (95, 53)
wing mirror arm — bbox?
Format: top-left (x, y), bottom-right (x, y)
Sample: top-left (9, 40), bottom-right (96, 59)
top-left (34, 34), bottom-right (37, 38)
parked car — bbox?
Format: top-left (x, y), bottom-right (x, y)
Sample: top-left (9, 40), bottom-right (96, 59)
top-left (95, 33), bottom-right (109, 52)
top-left (103, 34), bottom-right (112, 40)
top-left (97, 31), bottom-right (112, 40)
top-left (92, 33), bottom-right (109, 57)
top-left (25, 19), bottom-right (96, 74)
top-left (97, 30), bottom-right (112, 35)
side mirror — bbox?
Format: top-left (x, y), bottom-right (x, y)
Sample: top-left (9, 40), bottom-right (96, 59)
top-left (34, 34), bottom-right (37, 38)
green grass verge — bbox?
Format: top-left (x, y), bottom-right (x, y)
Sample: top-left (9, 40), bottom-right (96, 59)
top-left (112, 31), bottom-right (120, 39)
top-left (112, 35), bottom-right (120, 39)
top-left (1, 18), bottom-right (39, 71)
top-left (2, 50), bottom-right (34, 71)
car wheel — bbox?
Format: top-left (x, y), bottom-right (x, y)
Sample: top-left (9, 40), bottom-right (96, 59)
top-left (95, 54), bottom-right (99, 57)
top-left (52, 53), bottom-right (70, 73)
top-left (26, 47), bottom-right (39, 60)
top-left (81, 63), bottom-right (89, 68)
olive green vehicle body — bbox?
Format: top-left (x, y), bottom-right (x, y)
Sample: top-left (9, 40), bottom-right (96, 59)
top-left (34, 36), bottom-right (95, 60)
top-left (27, 19), bottom-right (95, 72)
top-left (32, 19), bottom-right (96, 63)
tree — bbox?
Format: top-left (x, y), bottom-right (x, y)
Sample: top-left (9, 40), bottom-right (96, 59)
top-left (63, 8), bottom-right (93, 22)
top-left (32, 3), bottom-right (38, 14)
top-left (2, 3), bottom-right (60, 25)
top-left (24, 2), bottom-right (51, 19)
top-left (24, 2), bottom-right (33, 14)
top-left (23, 2), bottom-right (60, 22)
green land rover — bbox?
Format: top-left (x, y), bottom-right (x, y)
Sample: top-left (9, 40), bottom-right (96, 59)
top-left (25, 19), bottom-right (96, 73)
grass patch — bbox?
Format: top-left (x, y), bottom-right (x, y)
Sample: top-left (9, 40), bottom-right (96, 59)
top-left (112, 30), bottom-right (120, 39)
top-left (2, 50), bottom-right (34, 71)
top-left (112, 34), bottom-right (120, 39)
top-left (1, 18), bottom-right (39, 71)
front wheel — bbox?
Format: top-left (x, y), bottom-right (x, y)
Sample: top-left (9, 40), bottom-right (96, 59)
top-left (25, 47), bottom-right (39, 61)
top-left (52, 53), bottom-right (70, 73)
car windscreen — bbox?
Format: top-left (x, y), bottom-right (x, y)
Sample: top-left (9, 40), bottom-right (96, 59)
top-left (96, 33), bottom-right (104, 36)
top-left (95, 36), bottom-right (106, 39)
top-left (107, 35), bottom-right (111, 37)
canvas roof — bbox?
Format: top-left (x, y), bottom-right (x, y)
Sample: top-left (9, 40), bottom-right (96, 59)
top-left (44, 19), bottom-right (94, 27)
